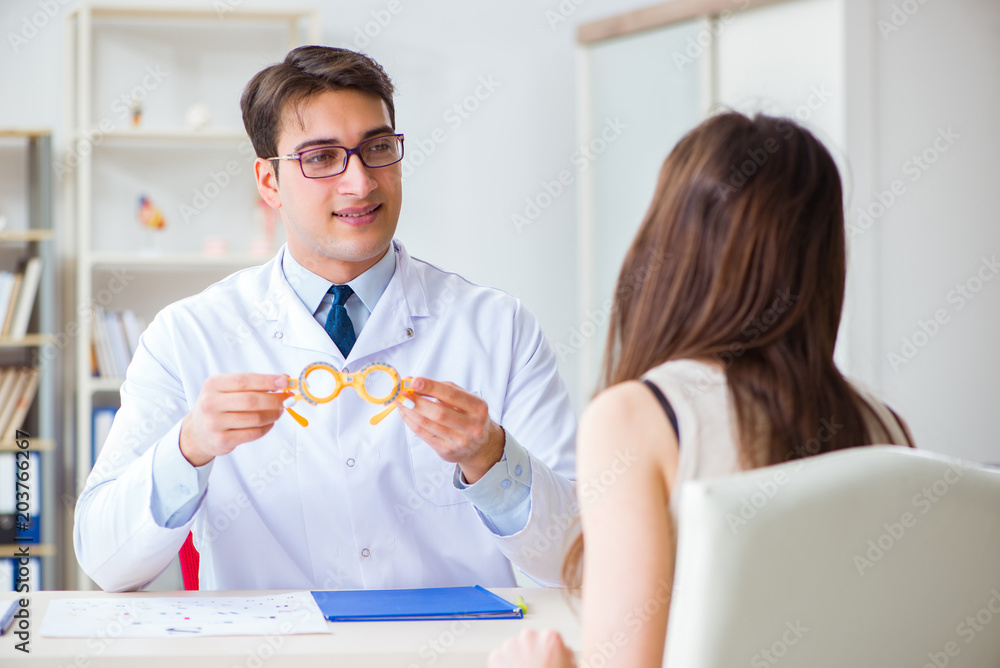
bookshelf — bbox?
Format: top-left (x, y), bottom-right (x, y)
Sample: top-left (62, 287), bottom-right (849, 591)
top-left (0, 129), bottom-right (59, 591)
top-left (65, 3), bottom-right (319, 589)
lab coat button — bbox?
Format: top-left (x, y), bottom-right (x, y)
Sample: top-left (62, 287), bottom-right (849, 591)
top-left (178, 485), bottom-right (190, 495)
top-left (405, 328), bottom-right (414, 338)
top-left (501, 479), bottom-right (511, 489)
top-left (273, 331), bottom-right (283, 340)
top-left (346, 458), bottom-right (355, 467)
top-left (514, 465), bottom-right (522, 476)
top-left (361, 548), bottom-right (370, 558)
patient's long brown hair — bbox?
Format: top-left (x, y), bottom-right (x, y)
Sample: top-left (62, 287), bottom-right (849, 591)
top-left (563, 112), bottom-right (903, 588)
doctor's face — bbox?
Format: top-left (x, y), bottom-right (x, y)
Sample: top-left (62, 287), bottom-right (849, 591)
top-left (257, 88), bottom-right (403, 282)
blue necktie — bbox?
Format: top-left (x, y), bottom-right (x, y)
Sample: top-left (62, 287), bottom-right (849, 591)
top-left (325, 284), bottom-right (357, 357)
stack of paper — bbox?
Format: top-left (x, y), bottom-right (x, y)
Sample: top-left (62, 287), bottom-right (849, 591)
top-left (40, 592), bottom-right (330, 638)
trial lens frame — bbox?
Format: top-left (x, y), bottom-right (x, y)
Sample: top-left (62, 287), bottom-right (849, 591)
top-left (282, 362), bottom-right (414, 427)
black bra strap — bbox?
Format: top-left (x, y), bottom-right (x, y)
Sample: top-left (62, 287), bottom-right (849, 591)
top-left (642, 379), bottom-right (679, 446)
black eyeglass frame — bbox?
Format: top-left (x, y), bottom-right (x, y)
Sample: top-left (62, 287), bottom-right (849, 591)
top-left (265, 134), bottom-right (405, 179)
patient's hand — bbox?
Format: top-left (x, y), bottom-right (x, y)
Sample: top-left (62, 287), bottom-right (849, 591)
top-left (488, 628), bottom-right (575, 668)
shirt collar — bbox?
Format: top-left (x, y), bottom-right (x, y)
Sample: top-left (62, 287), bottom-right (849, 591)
top-left (281, 244), bottom-right (397, 315)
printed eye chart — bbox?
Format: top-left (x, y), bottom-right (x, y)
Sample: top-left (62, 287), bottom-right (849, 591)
top-left (40, 592), bottom-right (329, 637)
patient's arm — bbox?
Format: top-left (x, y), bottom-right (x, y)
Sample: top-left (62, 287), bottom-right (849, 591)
top-left (577, 380), bottom-right (680, 668)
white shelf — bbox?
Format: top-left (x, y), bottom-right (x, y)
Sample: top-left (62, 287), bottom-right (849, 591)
top-left (85, 377), bottom-right (124, 393)
top-left (90, 252), bottom-right (270, 270)
top-left (68, 3), bottom-right (319, 591)
top-left (81, 128), bottom-right (249, 143)
top-left (0, 130), bottom-right (58, 589)
top-left (0, 230), bottom-right (55, 242)
top-left (84, 4), bottom-right (318, 23)
top-left (0, 334), bottom-right (57, 348)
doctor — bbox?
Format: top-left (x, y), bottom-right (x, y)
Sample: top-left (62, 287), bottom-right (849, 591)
top-left (74, 46), bottom-right (578, 592)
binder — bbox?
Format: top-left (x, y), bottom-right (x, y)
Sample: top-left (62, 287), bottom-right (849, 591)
top-left (310, 585), bottom-right (524, 622)
top-left (91, 406), bottom-right (118, 461)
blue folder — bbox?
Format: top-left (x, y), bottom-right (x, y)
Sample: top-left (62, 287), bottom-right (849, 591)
top-left (310, 585), bottom-right (523, 622)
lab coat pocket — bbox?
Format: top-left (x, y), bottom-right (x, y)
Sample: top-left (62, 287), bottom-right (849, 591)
top-left (405, 429), bottom-right (469, 507)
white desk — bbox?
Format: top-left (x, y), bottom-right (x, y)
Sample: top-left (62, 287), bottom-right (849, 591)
top-left (1, 587), bottom-right (580, 668)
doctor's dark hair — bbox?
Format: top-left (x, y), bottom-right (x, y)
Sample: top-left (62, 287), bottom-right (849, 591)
top-left (240, 46), bottom-right (396, 162)
top-left (562, 112), bottom-right (911, 588)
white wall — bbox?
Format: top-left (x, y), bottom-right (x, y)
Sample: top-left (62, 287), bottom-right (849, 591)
top-left (0, 0), bottom-right (995, 463)
top-left (865, 0), bottom-right (1000, 463)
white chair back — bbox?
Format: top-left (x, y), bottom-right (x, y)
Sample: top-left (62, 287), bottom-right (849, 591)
top-left (665, 446), bottom-right (1000, 668)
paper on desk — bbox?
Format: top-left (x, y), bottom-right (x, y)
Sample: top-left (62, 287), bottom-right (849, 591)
top-left (40, 591), bottom-right (330, 638)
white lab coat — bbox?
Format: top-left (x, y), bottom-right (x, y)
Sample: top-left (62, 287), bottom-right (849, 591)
top-left (74, 241), bottom-right (578, 592)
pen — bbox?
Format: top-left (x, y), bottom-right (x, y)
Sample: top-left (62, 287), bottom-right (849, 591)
top-left (514, 595), bottom-right (527, 616)
top-left (1, 601), bottom-right (19, 635)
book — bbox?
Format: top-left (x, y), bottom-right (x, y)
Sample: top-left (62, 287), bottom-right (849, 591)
top-left (0, 368), bottom-right (29, 439)
top-left (0, 273), bottom-right (21, 338)
top-left (120, 309), bottom-right (146, 357)
top-left (92, 306), bottom-right (117, 378)
top-left (1, 367), bottom-right (40, 441)
top-left (7, 257), bottom-right (42, 339)
top-left (0, 369), bottom-right (18, 433)
top-left (309, 585), bottom-right (524, 622)
top-left (105, 310), bottom-right (131, 378)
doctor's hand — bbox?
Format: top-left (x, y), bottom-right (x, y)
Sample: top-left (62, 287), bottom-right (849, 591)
top-left (397, 377), bottom-right (505, 484)
top-left (179, 373), bottom-right (289, 467)
top-left (488, 629), bottom-right (576, 668)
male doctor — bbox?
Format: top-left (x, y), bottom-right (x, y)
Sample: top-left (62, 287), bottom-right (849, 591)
top-left (74, 46), bottom-right (578, 592)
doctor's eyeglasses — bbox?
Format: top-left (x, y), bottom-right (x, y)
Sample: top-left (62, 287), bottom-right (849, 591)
top-left (266, 134), bottom-right (405, 179)
top-left (281, 362), bottom-right (414, 427)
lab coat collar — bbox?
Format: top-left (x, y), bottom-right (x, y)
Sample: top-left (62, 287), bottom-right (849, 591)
top-left (264, 241), bottom-right (430, 361)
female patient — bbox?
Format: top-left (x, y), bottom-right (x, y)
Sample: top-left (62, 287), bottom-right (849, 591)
top-left (489, 112), bottom-right (913, 667)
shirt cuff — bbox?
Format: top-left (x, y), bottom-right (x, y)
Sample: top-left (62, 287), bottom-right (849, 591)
top-left (454, 430), bottom-right (532, 536)
top-left (150, 421), bottom-right (213, 529)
